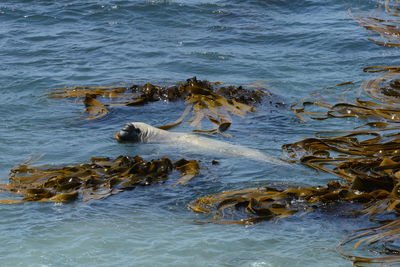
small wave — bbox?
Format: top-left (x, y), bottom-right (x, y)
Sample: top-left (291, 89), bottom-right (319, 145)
top-left (187, 51), bottom-right (233, 60)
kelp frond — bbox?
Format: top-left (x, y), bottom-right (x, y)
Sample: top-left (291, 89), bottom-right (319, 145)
top-left (0, 155), bottom-right (200, 203)
top-left (189, 179), bottom-right (400, 225)
top-left (189, 66), bottom-right (400, 265)
top-left (337, 218), bottom-right (400, 266)
top-left (48, 77), bottom-right (270, 134)
top-left (190, 181), bottom-right (361, 224)
top-left (284, 66), bottom-right (400, 265)
top-left (351, 1), bottom-right (400, 47)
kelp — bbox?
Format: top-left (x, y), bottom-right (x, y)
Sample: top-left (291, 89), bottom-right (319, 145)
top-left (189, 66), bottom-right (400, 265)
top-left (0, 155), bottom-right (200, 203)
top-left (286, 67), bottom-right (400, 264)
top-left (285, 67), bottom-right (400, 264)
top-left (189, 180), bottom-right (400, 228)
top-left (291, 66), bottom-right (400, 122)
top-left (189, 181), bottom-right (352, 224)
top-left (48, 77), bottom-right (269, 134)
top-left (332, 221), bottom-right (400, 266)
top-left (83, 94), bottom-right (109, 120)
top-left (351, 0), bottom-right (400, 47)
top-left (174, 158), bottom-right (200, 185)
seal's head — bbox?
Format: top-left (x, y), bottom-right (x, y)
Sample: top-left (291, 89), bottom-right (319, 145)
top-left (115, 122), bottom-right (165, 143)
top-left (115, 123), bottom-right (142, 142)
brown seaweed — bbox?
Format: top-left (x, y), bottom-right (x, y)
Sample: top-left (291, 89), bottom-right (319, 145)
top-left (188, 66), bottom-right (400, 265)
top-left (49, 77), bottom-right (268, 134)
top-left (0, 156), bottom-right (199, 203)
top-left (174, 158), bottom-right (200, 185)
top-left (189, 182), bottom-right (348, 224)
top-left (83, 94), bottom-right (109, 120)
top-left (284, 67), bottom-right (400, 264)
top-left (351, 1), bottom-right (400, 47)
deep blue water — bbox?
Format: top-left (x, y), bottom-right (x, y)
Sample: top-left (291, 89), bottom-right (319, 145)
top-left (0, 0), bottom-right (397, 266)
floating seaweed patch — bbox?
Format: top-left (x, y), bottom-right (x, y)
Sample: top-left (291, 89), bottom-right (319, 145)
top-left (335, 218), bottom-right (400, 266)
top-left (291, 66), bottom-right (400, 122)
top-left (48, 77), bottom-right (270, 134)
top-left (189, 178), bottom-right (400, 225)
top-left (351, 0), bottom-right (400, 47)
top-left (189, 181), bottom-right (353, 224)
top-left (0, 155), bottom-right (200, 203)
top-left (284, 67), bottom-right (400, 265)
top-left (189, 66), bottom-right (400, 265)
top-left (83, 94), bottom-right (109, 120)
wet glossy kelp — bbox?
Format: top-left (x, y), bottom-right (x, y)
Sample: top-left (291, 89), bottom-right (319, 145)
top-left (190, 181), bottom-right (357, 224)
top-left (190, 66), bottom-right (400, 265)
top-left (352, 0), bottom-right (400, 47)
top-left (336, 219), bottom-right (400, 266)
top-left (48, 77), bottom-right (268, 133)
top-left (0, 156), bottom-right (199, 203)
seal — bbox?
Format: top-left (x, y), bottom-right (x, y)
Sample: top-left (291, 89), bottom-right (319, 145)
top-left (115, 122), bottom-right (286, 165)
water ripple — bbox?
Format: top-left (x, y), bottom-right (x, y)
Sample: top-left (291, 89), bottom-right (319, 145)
top-left (0, 0), bottom-right (390, 266)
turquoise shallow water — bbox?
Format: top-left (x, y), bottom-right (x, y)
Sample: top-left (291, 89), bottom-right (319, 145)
top-left (0, 0), bottom-right (397, 266)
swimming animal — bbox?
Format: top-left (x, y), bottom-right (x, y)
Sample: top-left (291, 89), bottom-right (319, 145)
top-left (115, 122), bottom-right (286, 165)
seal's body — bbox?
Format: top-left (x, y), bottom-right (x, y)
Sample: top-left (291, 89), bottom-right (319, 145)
top-left (115, 122), bottom-right (285, 165)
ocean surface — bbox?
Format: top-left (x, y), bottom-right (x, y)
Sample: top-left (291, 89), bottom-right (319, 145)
top-left (0, 0), bottom-right (396, 266)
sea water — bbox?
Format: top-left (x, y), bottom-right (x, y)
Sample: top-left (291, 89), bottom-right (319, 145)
top-left (0, 0), bottom-right (394, 266)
